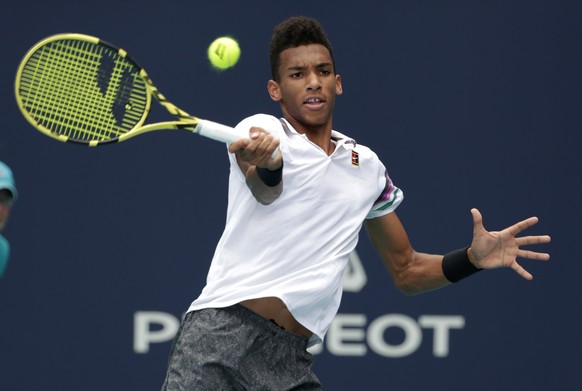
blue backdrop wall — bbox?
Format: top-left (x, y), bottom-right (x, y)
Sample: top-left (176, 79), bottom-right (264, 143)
top-left (0, 1), bottom-right (579, 390)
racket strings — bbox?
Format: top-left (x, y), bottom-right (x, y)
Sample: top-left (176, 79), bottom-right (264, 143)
top-left (18, 39), bottom-right (148, 142)
top-left (43, 41), bottom-right (108, 140)
top-left (21, 40), bottom-right (110, 139)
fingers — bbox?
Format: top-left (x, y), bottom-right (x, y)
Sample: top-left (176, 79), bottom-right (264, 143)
top-left (506, 216), bottom-right (540, 236)
top-left (472, 209), bottom-right (544, 237)
top-left (508, 220), bottom-right (551, 261)
top-left (247, 128), bottom-right (279, 158)
top-left (516, 234), bottom-right (551, 260)
top-left (228, 138), bottom-right (249, 154)
top-left (471, 208), bottom-right (484, 233)
top-left (515, 235), bottom-right (552, 247)
top-left (512, 261), bottom-right (534, 281)
top-left (248, 129), bottom-right (277, 157)
top-left (228, 127), bottom-right (281, 167)
top-left (470, 208), bottom-right (482, 223)
top-left (474, 208), bottom-right (551, 248)
top-left (517, 248), bottom-right (551, 261)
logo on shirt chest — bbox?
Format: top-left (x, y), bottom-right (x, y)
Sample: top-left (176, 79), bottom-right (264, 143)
top-left (351, 151), bottom-right (360, 167)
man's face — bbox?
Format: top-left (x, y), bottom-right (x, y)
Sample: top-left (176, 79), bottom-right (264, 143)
top-left (0, 189), bottom-right (13, 231)
top-left (268, 44), bottom-right (342, 133)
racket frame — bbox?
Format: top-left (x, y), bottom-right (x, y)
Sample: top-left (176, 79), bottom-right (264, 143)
top-left (15, 33), bottom-right (243, 147)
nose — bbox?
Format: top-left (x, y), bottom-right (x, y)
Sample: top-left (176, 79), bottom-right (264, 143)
top-left (306, 71), bottom-right (321, 91)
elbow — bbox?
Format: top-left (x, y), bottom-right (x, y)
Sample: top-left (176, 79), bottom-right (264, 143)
top-left (391, 261), bottom-right (426, 296)
top-left (388, 252), bottom-right (424, 296)
top-left (257, 195), bottom-right (278, 206)
top-left (253, 183), bottom-right (283, 205)
top-left (394, 278), bottom-right (424, 296)
top-left (392, 262), bottom-right (443, 297)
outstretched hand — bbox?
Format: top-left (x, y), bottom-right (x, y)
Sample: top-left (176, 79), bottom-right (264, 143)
top-left (228, 127), bottom-right (282, 171)
top-left (467, 208), bottom-right (551, 280)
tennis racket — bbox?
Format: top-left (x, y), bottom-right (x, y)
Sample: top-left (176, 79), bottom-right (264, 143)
top-left (14, 33), bottom-right (251, 148)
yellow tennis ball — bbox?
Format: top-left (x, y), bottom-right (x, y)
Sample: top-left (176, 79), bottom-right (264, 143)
top-left (208, 37), bottom-right (240, 70)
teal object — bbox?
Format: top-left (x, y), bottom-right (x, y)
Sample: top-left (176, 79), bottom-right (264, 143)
top-left (0, 234), bottom-right (9, 278)
top-left (0, 162), bottom-right (18, 201)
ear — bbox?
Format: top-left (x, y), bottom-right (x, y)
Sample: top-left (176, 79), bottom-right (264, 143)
top-left (336, 74), bottom-right (343, 95)
top-left (267, 80), bottom-right (282, 101)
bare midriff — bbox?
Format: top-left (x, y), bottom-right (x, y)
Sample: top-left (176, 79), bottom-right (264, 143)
top-left (239, 297), bottom-right (312, 338)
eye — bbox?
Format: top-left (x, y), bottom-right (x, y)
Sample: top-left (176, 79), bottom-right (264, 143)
top-left (290, 72), bottom-right (303, 79)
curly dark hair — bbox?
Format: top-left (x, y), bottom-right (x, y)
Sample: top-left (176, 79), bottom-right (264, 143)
top-left (269, 16), bottom-right (335, 81)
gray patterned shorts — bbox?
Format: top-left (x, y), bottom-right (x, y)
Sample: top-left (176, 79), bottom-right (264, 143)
top-left (161, 304), bottom-right (322, 390)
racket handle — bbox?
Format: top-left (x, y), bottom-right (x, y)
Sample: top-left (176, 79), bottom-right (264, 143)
top-left (196, 119), bottom-right (279, 159)
top-left (195, 119), bottom-right (242, 144)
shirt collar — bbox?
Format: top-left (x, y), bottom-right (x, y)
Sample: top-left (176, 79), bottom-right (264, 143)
top-left (331, 130), bottom-right (357, 151)
top-left (280, 118), bottom-right (357, 151)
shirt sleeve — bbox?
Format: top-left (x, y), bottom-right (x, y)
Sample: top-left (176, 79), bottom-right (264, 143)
top-left (366, 169), bottom-right (404, 219)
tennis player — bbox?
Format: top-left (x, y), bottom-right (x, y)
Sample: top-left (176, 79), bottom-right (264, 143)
top-left (161, 16), bottom-right (551, 390)
top-left (0, 161), bottom-right (18, 279)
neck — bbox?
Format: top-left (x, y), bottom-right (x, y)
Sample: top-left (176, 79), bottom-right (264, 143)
top-left (284, 117), bottom-right (335, 155)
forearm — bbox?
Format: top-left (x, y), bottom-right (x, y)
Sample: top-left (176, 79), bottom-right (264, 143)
top-left (245, 165), bottom-right (283, 205)
top-left (391, 251), bottom-right (450, 296)
top-left (364, 214), bottom-right (451, 296)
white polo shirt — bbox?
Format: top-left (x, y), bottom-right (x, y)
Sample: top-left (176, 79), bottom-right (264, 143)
top-left (188, 114), bottom-right (403, 346)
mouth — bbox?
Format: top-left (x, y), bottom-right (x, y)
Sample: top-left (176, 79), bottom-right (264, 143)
top-left (303, 96), bottom-right (326, 109)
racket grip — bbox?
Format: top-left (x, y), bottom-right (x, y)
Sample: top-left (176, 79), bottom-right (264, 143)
top-left (196, 119), bottom-right (279, 159)
top-left (195, 119), bottom-right (242, 144)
